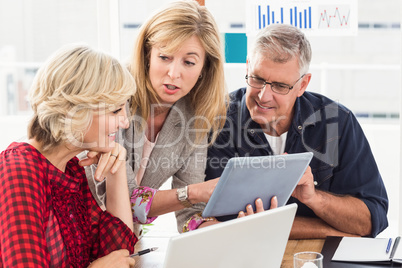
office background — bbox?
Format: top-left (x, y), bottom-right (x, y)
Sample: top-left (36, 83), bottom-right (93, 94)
top-left (0, 0), bottom-right (400, 236)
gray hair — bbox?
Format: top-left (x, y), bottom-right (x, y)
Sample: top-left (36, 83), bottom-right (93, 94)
top-left (249, 24), bottom-right (312, 75)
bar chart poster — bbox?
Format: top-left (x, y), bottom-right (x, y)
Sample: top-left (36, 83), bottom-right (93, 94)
top-left (246, 0), bottom-right (357, 36)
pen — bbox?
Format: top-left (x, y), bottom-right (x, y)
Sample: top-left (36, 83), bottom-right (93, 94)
top-left (390, 236), bottom-right (401, 260)
top-left (130, 247), bottom-right (158, 257)
top-left (386, 238), bottom-right (392, 253)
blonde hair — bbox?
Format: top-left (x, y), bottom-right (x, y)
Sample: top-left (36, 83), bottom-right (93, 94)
top-left (28, 44), bottom-right (135, 152)
top-left (129, 0), bottom-right (227, 144)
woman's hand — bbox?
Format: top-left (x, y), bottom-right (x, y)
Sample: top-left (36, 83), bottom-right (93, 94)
top-left (79, 143), bottom-right (126, 181)
top-left (88, 249), bottom-right (135, 268)
top-left (237, 196), bottom-right (278, 218)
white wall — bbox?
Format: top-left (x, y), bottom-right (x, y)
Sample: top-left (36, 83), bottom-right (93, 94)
top-left (0, 115), bottom-right (31, 150)
top-left (360, 122), bottom-right (400, 237)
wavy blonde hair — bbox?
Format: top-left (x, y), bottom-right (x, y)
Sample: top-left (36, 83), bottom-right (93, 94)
top-left (28, 44), bottom-right (135, 152)
top-left (129, 0), bottom-right (227, 144)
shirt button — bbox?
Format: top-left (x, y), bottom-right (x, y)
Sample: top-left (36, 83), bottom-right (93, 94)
top-left (298, 125), bottom-right (303, 130)
top-left (314, 181), bottom-right (318, 186)
top-left (70, 214), bottom-right (74, 219)
top-left (250, 129), bottom-right (255, 134)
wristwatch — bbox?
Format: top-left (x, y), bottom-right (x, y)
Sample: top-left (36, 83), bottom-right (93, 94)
top-left (177, 186), bottom-right (192, 208)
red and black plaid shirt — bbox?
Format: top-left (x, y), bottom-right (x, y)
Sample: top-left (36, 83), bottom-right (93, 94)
top-left (0, 142), bottom-right (137, 267)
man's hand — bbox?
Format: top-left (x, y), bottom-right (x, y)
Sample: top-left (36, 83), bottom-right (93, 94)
top-left (292, 166), bottom-right (316, 206)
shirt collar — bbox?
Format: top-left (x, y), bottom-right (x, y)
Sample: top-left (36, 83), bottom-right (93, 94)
top-left (47, 158), bottom-right (81, 193)
top-left (292, 93), bottom-right (318, 132)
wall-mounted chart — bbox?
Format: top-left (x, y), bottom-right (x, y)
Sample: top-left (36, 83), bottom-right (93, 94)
top-left (246, 0), bottom-right (357, 36)
top-left (317, 5), bottom-right (351, 29)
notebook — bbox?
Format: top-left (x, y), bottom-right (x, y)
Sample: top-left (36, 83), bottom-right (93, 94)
top-left (202, 152), bottom-right (313, 218)
top-left (163, 203), bottom-right (297, 268)
top-left (321, 236), bottom-right (402, 268)
top-left (332, 236), bottom-right (402, 264)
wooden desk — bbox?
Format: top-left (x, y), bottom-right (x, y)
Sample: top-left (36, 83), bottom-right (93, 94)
top-left (132, 236), bottom-right (325, 268)
top-left (281, 239), bottom-right (325, 268)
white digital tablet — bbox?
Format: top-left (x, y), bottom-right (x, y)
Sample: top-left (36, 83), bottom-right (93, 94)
top-left (202, 152), bottom-right (313, 218)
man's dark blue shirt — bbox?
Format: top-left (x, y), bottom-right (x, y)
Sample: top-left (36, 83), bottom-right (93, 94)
top-left (205, 88), bottom-right (388, 237)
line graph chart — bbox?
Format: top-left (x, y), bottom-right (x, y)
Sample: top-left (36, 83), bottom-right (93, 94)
top-left (318, 5), bottom-right (351, 29)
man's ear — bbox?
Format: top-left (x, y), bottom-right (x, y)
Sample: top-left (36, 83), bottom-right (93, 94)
top-left (297, 73), bottom-right (312, 97)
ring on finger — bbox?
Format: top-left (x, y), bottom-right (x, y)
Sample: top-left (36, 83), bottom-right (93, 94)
top-left (110, 154), bottom-right (118, 158)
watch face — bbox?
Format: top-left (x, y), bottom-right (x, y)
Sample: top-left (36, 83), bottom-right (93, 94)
top-left (177, 186), bottom-right (192, 207)
top-left (178, 187), bottom-right (188, 201)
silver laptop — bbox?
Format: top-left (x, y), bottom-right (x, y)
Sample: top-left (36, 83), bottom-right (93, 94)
top-left (163, 203), bottom-right (297, 268)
